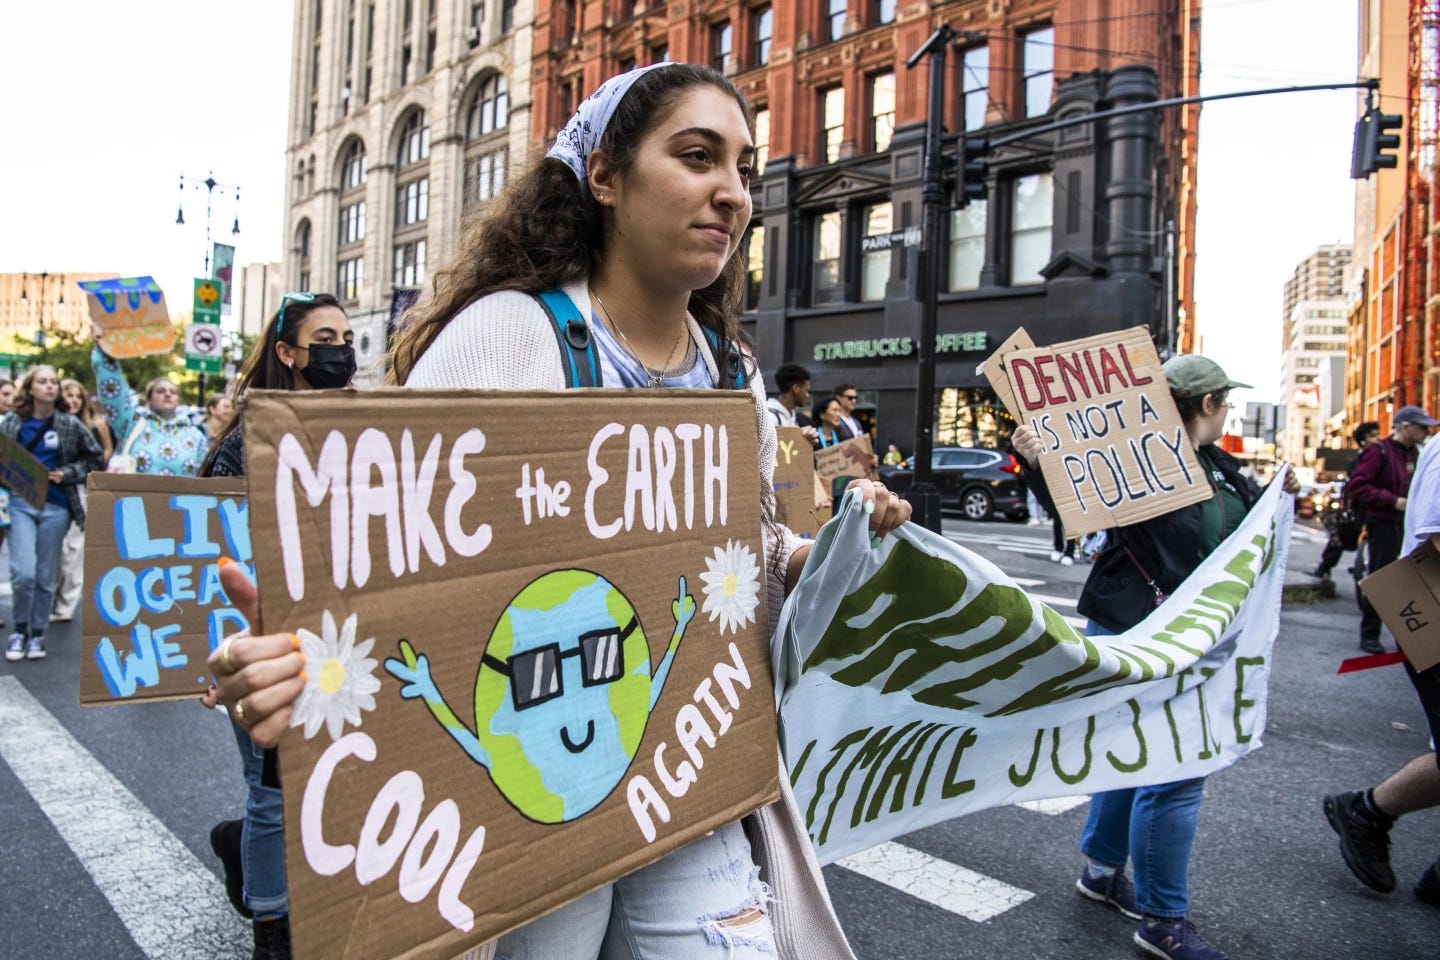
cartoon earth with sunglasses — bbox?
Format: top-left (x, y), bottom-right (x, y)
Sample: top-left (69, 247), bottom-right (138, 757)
top-left (384, 569), bottom-right (695, 823)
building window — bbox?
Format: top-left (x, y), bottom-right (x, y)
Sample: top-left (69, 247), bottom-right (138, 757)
top-left (821, 86), bottom-right (844, 164)
top-left (471, 0), bottom-right (484, 31)
top-left (397, 110), bottom-right (430, 167)
top-left (466, 74), bottom-right (509, 137)
top-left (339, 200), bottom-right (366, 244)
top-left (753, 107), bottom-right (769, 175)
top-left (1010, 173), bottom-right (1052, 284)
top-left (712, 20), bottom-right (732, 73)
top-left (948, 201), bottom-right (987, 291)
top-left (337, 256), bottom-right (363, 301)
top-left (341, 139), bottom-right (367, 189)
top-left (812, 211), bottom-right (844, 305)
top-left (559, 79), bottom-right (576, 122)
top-left (559, 0), bottom-right (577, 39)
top-left (744, 227), bottom-right (764, 310)
top-left (860, 202), bottom-right (893, 302)
top-left (425, 29), bottom-right (436, 73)
top-left (617, 55), bottom-right (635, 73)
top-left (1021, 26), bottom-right (1054, 118)
top-left (871, 73), bottom-right (895, 153)
top-left (466, 148), bottom-right (508, 204)
top-left (393, 239), bottom-right (427, 286)
top-left (651, 42), bottom-right (669, 63)
top-left (396, 178), bottom-right (429, 225)
top-left (961, 45), bottom-right (989, 132)
top-left (827, 0), bottom-right (845, 42)
top-left (753, 6), bottom-right (772, 66)
top-left (296, 220), bottom-right (313, 290)
top-left (501, 0), bottom-right (515, 33)
top-left (873, 0), bottom-right (896, 25)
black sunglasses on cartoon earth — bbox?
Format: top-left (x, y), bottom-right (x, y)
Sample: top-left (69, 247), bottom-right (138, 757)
top-left (482, 617), bottom-right (639, 710)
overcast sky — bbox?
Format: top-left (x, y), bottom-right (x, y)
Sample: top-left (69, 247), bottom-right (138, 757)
top-left (1, 0), bottom-right (1358, 405)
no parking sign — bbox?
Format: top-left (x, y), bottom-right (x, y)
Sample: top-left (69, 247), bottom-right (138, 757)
top-left (184, 321), bottom-right (223, 373)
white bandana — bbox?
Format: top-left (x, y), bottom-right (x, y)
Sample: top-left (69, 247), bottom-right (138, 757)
top-left (545, 62), bottom-right (677, 195)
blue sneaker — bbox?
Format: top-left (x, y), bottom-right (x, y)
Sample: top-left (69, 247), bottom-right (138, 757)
top-left (1134, 917), bottom-right (1228, 960)
top-left (1076, 867), bottom-right (1141, 919)
top-left (25, 636), bottom-right (45, 660)
top-left (4, 633), bottom-right (23, 662)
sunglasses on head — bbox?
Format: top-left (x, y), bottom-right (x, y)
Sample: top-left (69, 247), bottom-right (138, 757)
top-left (482, 617), bottom-right (638, 710)
top-left (277, 291), bottom-right (316, 334)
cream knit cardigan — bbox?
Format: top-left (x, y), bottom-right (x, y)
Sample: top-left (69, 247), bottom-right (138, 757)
top-left (409, 280), bottom-right (856, 960)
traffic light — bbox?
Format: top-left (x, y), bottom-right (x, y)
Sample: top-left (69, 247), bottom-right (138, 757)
top-left (1351, 106), bottom-right (1403, 179)
top-left (957, 137), bottom-right (989, 208)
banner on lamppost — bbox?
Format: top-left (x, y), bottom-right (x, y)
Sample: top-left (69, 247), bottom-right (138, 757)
top-left (212, 243), bottom-right (235, 313)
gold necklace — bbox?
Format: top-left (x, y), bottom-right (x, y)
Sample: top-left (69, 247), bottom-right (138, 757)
top-left (591, 289), bottom-right (686, 388)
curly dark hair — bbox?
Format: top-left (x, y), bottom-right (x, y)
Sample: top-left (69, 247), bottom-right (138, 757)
top-left (385, 63), bottom-right (755, 386)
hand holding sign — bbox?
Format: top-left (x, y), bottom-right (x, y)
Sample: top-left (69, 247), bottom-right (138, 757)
top-left (208, 559), bottom-right (307, 749)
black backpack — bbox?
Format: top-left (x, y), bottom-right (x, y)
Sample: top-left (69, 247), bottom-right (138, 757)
top-left (1336, 442), bottom-right (1390, 549)
top-left (532, 289), bottom-right (748, 390)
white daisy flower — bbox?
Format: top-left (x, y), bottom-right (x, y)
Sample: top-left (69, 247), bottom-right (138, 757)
top-left (291, 611), bottom-right (382, 741)
top-left (699, 540), bottom-right (761, 635)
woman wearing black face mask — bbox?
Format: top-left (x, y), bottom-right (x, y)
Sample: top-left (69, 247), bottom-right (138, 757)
top-left (198, 291), bottom-right (352, 960)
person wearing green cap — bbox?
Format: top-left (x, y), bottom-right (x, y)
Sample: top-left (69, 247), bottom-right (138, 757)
top-left (1011, 352), bottom-right (1299, 960)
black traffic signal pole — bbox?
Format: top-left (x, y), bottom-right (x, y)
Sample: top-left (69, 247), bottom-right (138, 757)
top-left (900, 43), bottom-right (1384, 533)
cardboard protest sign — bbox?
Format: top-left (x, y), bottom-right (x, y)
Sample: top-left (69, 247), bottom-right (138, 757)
top-left (78, 276), bottom-right (176, 358)
top-left (815, 436), bottom-right (879, 499)
top-left (977, 326), bottom-right (1035, 417)
top-left (80, 474), bottom-right (250, 705)
top-left (243, 389), bottom-right (778, 960)
top-left (0, 431), bottom-right (50, 510)
top-left (773, 426), bottom-right (828, 538)
top-left (776, 478), bottom-right (1291, 864)
top-left (1360, 539), bottom-right (1440, 671)
top-left (986, 327), bottom-right (1208, 539)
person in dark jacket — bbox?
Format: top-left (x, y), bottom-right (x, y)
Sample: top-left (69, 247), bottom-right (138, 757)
top-left (1013, 354), bottom-right (1299, 960)
top-left (1311, 421), bottom-right (1380, 581)
top-left (1344, 405), bottom-right (1437, 653)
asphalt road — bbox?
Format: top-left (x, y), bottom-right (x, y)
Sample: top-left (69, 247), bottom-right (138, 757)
top-left (2, 516), bottom-right (1437, 959)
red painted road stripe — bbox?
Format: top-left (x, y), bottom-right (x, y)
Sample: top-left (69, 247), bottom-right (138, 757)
top-left (1337, 652), bottom-right (1409, 673)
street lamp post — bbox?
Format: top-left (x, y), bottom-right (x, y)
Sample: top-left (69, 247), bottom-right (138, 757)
top-left (176, 172), bottom-right (241, 405)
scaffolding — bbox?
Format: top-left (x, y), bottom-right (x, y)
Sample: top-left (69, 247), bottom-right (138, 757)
top-left (1408, 0), bottom-right (1440, 408)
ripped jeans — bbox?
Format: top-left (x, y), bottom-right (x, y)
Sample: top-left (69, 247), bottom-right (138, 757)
top-left (494, 820), bottom-right (773, 959)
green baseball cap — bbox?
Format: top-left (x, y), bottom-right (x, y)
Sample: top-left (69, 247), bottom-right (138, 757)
top-left (1163, 355), bottom-right (1251, 398)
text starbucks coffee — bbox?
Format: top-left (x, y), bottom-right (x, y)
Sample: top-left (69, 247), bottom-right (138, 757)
top-left (812, 332), bottom-right (990, 363)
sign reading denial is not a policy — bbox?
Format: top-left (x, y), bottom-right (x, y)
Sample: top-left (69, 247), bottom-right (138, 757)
top-left (243, 390), bottom-right (777, 960)
top-left (984, 327), bottom-right (1208, 538)
top-left (80, 474), bottom-right (250, 705)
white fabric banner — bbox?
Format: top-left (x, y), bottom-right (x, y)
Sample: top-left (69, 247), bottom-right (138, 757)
top-left (773, 476), bottom-right (1291, 865)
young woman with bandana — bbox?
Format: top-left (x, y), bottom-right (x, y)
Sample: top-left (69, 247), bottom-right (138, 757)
top-left (201, 292), bottom-right (355, 960)
top-left (206, 63), bottom-right (908, 959)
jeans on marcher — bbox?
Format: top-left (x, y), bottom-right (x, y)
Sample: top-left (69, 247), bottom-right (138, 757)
top-left (494, 820), bottom-right (773, 959)
top-left (229, 718), bottom-right (288, 919)
top-left (1078, 620), bottom-right (1206, 919)
top-left (1359, 518), bottom-right (1403, 641)
top-left (8, 498), bottom-right (72, 637)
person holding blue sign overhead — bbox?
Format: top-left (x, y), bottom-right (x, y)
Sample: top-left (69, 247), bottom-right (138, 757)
top-left (91, 330), bottom-right (208, 476)
top-left (206, 62), bottom-right (908, 960)
top-left (199, 291), bottom-right (355, 960)
top-left (1, 365), bottom-right (102, 662)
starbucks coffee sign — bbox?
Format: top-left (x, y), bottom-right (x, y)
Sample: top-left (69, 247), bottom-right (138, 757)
top-left (813, 331), bottom-right (990, 362)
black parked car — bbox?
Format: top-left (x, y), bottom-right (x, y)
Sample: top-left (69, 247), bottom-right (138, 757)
top-left (879, 446), bottom-right (1029, 521)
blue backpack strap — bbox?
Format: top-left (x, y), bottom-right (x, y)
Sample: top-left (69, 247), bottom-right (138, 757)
top-left (700, 326), bottom-right (747, 391)
top-left (534, 289), bottom-right (601, 388)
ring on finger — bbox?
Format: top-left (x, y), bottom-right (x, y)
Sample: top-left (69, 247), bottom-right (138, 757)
top-left (217, 637), bottom-right (237, 675)
top-left (233, 697), bottom-right (248, 723)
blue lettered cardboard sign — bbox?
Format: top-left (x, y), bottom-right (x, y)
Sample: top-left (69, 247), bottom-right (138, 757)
top-left (80, 474), bottom-right (250, 705)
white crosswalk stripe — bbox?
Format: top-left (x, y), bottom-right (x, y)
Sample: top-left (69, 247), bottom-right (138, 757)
top-left (0, 677), bottom-right (248, 960)
top-left (836, 841), bottom-right (1036, 922)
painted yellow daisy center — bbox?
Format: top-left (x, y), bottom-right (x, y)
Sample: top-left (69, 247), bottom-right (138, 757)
top-left (723, 573), bottom-right (738, 596)
top-left (319, 658), bottom-right (346, 694)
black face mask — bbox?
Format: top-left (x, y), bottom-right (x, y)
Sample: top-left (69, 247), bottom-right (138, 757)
top-left (299, 343), bottom-right (357, 390)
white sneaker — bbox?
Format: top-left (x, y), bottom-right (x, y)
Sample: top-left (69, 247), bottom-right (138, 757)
top-left (1060, 555), bottom-right (1075, 566)
top-left (5, 634), bottom-right (25, 662)
top-left (1050, 551), bottom-right (1063, 562)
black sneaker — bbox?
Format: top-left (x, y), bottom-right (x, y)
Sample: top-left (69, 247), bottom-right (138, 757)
top-left (1076, 867), bottom-right (1142, 919)
top-left (1134, 917), bottom-right (1228, 960)
top-left (1323, 791), bottom-right (1396, 892)
top-left (1416, 863), bottom-right (1440, 907)
top-left (1359, 636), bottom-right (1385, 655)
top-left (252, 915), bottom-right (291, 960)
top-left (209, 819), bottom-right (253, 918)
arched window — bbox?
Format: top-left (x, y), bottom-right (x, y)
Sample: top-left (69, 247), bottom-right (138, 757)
top-left (340, 138), bottom-right (367, 189)
top-left (393, 109), bottom-right (430, 288)
top-left (464, 74), bottom-right (509, 208)
top-left (396, 109), bottom-right (431, 168)
top-left (295, 219), bottom-right (313, 291)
